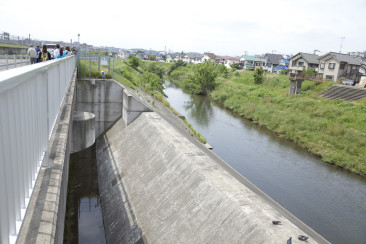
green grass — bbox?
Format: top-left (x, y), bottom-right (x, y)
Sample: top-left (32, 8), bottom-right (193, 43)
top-left (209, 71), bottom-right (366, 175)
top-left (0, 42), bottom-right (29, 49)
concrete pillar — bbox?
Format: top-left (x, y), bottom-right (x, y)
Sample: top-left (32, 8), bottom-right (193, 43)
top-left (122, 89), bottom-right (152, 125)
top-left (72, 111), bottom-right (95, 153)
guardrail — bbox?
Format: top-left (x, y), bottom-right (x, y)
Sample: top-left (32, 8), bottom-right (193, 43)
top-left (0, 56), bottom-right (76, 244)
top-left (289, 72), bottom-right (324, 82)
top-left (0, 55), bottom-right (29, 71)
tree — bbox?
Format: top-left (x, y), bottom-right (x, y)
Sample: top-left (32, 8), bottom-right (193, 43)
top-left (230, 63), bottom-right (240, 71)
top-left (302, 68), bottom-right (316, 77)
top-left (141, 72), bottom-right (165, 96)
top-left (253, 67), bottom-right (264, 84)
top-left (168, 60), bottom-right (186, 75)
top-left (147, 62), bottom-right (164, 79)
top-left (216, 64), bottom-right (230, 78)
top-left (127, 56), bottom-right (141, 69)
top-left (183, 61), bottom-right (218, 95)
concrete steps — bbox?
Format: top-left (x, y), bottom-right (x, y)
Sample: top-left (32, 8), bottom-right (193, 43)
top-left (320, 84), bottom-right (366, 101)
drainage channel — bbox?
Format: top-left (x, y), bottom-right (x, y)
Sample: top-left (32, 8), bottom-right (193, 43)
top-left (64, 143), bottom-right (106, 243)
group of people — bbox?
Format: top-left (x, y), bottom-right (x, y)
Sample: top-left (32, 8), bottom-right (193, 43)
top-left (27, 44), bottom-right (77, 64)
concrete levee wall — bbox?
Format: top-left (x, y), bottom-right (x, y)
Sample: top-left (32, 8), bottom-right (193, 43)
top-left (76, 79), bottom-right (124, 138)
top-left (96, 112), bottom-right (329, 244)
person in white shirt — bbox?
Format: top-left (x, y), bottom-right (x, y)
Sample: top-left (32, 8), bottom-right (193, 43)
top-left (27, 45), bottom-right (37, 64)
top-left (53, 44), bottom-right (60, 59)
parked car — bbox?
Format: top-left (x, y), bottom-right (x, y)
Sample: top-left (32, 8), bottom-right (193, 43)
top-left (342, 80), bottom-right (355, 86)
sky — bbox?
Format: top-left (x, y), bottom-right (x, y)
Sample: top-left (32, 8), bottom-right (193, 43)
top-left (1, 0), bottom-right (365, 57)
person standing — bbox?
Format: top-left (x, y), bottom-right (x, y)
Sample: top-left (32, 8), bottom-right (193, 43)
top-left (27, 45), bottom-right (37, 64)
top-left (35, 45), bottom-right (41, 63)
top-left (53, 44), bottom-right (60, 59)
top-left (56, 47), bottom-right (66, 59)
top-left (40, 45), bottom-right (51, 62)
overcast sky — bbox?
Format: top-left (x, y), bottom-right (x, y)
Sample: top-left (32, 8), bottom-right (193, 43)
top-left (1, 0), bottom-right (365, 56)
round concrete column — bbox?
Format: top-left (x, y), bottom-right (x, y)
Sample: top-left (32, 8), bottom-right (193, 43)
top-left (72, 111), bottom-right (95, 153)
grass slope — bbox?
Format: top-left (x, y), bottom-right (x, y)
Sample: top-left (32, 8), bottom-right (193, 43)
top-left (210, 71), bottom-right (366, 175)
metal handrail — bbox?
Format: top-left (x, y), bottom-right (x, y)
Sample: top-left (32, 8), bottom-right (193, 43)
top-left (0, 56), bottom-right (76, 244)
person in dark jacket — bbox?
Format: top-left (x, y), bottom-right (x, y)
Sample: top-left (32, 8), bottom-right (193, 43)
top-left (35, 45), bottom-right (41, 63)
top-left (40, 45), bottom-right (51, 62)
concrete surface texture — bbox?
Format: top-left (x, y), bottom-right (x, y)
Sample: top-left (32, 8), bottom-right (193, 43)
top-left (96, 112), bottom-right (328, 244)
top-left (76, 79), bottom-right (123, 137)
top-left (320, 84), bottom-right (366, 101)
top-left (72, 111), bottom-right (95, 153)
top-left (122, 88), bottom-right (152, 125)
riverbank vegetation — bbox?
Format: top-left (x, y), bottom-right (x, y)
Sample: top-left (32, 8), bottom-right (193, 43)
top-left (78, 57), bottom-right (207, 144)
top-left (79, 57), bottom-right (366, 174)
top-left (168, 63), bottom-right (366, 175)
top-left (209, 71), bottom-right (366, 175)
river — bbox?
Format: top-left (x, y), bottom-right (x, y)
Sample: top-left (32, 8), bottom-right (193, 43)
top-left (165, 85), bottom-right (366, 244)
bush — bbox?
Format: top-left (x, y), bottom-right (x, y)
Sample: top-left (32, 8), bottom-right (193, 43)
top-left (147, 62), bottom-right (164, 79)
top-left (253, 67), bottom-right (264, 84)
top-left (168, 60), bottom-right (186, 75)
top-left (127, 56), bottom-right (141, 69)
top-left (302, 68), bottom-right (316, 76)
top-left (216, 64), bottom-right (230, 78)
top-left (141, 72), bottom-right (165, 95)
top-left (280, 69), bottom-right (288, 75)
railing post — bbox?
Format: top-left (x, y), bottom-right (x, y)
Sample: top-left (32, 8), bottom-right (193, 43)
top-left (89, 56), bottom-right (91, 77)
top-left (98, 56), bottom-right (100, 71)
top-left (108, 57), bottom-right (110, 73)
top-left (112, 57), bottom-right (114, 79)
top-left (6, 55), bottom-right (8, 70)
top-left (14, 54), bottom-right (16, 68)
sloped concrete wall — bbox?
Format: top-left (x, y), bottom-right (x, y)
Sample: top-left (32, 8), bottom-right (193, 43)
top-left (96, 112), bottom-right (329, 244)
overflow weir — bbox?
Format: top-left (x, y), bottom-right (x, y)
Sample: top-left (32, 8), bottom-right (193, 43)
top-left (15, 75), bottom-right (329, 243)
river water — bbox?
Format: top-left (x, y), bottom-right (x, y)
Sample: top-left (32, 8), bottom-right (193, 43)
top-left (165, 85), bottom-right (366, 244)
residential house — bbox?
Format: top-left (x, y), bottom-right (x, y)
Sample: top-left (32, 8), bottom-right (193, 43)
top-left (318, 52), bottom-right (362, 81)
top-left (166, 53), bottom-right (176, 62)
top-left (217, 56), bottom-right (240, 68)
top-left (202, 52), bottom-right (217, 62)
top-left (274, 58), bottom-right (289, 74)
top-left (263, 53), bottom-right (283, 73)
top-left (240, 55), bottom-right (263, 70)
top-left (288, 52), bottom-right (319, 74)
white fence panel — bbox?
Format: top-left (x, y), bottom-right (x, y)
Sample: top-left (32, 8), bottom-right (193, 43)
top-left (0, 56), bottom-right (76, 244)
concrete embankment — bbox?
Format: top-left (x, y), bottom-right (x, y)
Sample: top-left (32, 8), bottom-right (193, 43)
top-left (96, 109), bottom-right (329, 243)
top-left (17, 77), bottom-right (329, 243)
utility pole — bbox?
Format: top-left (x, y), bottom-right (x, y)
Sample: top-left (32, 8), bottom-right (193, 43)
top-left (272, 50), bottom-right (276, 54)
top-left (244, 51), bottom-right (248, 56)
top-left (339, 37), bottom-right (345, 53)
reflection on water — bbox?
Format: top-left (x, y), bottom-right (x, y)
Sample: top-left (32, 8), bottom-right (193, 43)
top-left (64, 144), bottom-right (106, 244)
top-left (165, 85), bottom-right (366, 244)
top-left (184, 95), bottom-right (213, 127)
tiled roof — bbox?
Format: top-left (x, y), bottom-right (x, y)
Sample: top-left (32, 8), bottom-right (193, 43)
top-left (204, 52), bottom-right (216, 59)
top-left (219, 56), bottom-right (240, 61)
top-left (241, 55), bottom-right (261, 61)
top-left (274, 65), bottom-right (288, 70)
top-left (321, 52), bottom-right (362, 65)
top-left (264, 53), bottom-right (283, 65)
top-left (299, 52), bottom-right (320, 64)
